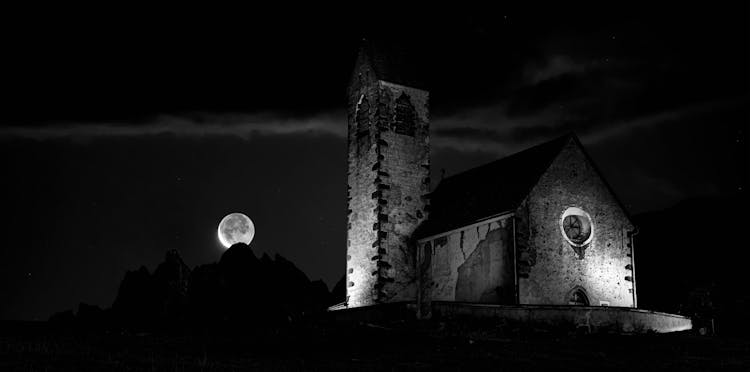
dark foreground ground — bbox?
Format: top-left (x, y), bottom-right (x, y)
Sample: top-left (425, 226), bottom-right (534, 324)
top-left (1, 320), bottom-right (749, 371)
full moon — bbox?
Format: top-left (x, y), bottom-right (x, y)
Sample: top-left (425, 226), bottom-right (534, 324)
top-left (217, 213), bottom-right (255, 248)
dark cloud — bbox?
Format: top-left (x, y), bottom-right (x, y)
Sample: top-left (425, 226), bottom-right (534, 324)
top-left (523, 55), bottom-right (589, 85)
top-left (0, 111), bottom-right (346, 141)
top-left (586, 101), bottom-right (748, 213)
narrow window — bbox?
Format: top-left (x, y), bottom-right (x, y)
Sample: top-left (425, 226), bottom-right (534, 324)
top-left (420, 242), bottom-right (432, 273)
top-left (356, 96), bottom-right (370, 139)
top-left (393, 92), bottom-right (416, 136)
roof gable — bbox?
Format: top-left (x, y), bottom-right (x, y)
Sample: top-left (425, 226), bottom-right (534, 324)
top-left (568, 135), bottom-right (635, 225)
top-left (415, 134), bottom-right (573, 239)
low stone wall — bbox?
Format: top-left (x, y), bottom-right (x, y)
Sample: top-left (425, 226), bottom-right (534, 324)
top-left (328, 301), bottom-right (691, 334)
top-left (432, 301), bottom-right (692, 333)
top-left (328, 302), bottom-right (416, 324)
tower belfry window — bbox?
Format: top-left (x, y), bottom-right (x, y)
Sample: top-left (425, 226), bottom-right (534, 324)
top-left (393, 93), bottom-right (416, 136)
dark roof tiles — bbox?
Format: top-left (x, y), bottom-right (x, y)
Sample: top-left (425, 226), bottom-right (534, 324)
top-left (414, 134), bottom-right (573, 239)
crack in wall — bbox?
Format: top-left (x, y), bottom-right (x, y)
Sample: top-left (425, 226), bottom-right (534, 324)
top-left (454, 225), bottom-right (514, 303)
top-left (459, 230), bottom-right (466, 260)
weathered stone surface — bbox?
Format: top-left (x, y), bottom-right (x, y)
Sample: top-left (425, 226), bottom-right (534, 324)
top-left (346, 46), bottom-right (429, 308)
top-left (415, 137), bottom-right (636, 312)
top-left (417, 216), bottom-right (513, 310)
top-left (456, 225), bottom-right (514, 303)
top-left (517, 138), bottom-right (635, 307)
top-left (431, 303), bottom-right (691, 333)
top-left (344, 46), bottom-right (635, 313)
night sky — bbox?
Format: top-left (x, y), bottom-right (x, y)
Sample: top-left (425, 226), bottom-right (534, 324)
top-left (1, 5), bottom-right (747, 320)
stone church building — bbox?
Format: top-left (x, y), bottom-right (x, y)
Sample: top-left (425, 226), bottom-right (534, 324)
top-left (344, 42), bottom-right (638, 316)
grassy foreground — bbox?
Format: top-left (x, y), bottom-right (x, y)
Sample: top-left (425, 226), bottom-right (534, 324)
top-left (1, 320), bottom-right (748, 371)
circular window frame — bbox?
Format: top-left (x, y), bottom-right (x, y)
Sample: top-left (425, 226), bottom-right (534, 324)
top-left (559, 207), bottom-right (594, 247)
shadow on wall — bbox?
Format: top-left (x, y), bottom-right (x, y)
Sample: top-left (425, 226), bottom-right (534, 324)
top-left (455, 226), bottom-right (514, 304)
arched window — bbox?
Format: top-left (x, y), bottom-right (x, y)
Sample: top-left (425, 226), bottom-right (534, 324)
top-left (567, 286), bottom-right (590, 306)
top-left (355, 96), bottom-right (370, 139)
top-left (393, 92), bottom-right (416, 136)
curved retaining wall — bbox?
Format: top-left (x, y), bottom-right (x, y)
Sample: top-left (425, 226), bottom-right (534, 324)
top-left (432, 302), bottom-right (692, 333)
top-left (328, 302), bottom-right (417, 324)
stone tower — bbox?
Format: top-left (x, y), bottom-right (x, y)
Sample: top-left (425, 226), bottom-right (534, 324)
top-left (345, 41), bottom-right (430, 307)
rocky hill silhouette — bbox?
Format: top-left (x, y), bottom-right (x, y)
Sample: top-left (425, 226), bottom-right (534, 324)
top-left (53, 243), bottom-right (336, 333)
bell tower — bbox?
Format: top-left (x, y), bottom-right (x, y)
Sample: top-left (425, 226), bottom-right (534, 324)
top-left (345, 41), bottom-right (430, 307)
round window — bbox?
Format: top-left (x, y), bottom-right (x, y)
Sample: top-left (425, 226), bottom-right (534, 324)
top-left (560, 207), bottom-right (593, 247)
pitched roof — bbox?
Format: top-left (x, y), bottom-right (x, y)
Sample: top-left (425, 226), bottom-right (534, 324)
top-left (355, 39), bottom-right (428, 90)
top-left (414, 134), bottom-right (573, 239)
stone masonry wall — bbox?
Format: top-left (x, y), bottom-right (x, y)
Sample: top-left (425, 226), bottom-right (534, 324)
top-left (417, 215), bottom-right (515, 316)
top-left (516, 138), bottom-right (635, 307)
top-left (346, 62), bottom-right (429, 307)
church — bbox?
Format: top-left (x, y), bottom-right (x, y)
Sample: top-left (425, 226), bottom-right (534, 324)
top-left (342, 42), bottom-right (639, 318)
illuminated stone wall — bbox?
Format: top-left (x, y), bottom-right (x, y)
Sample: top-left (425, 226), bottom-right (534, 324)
top-left (414, 137), bottom-right (635, 312)
top-left (516, 138), bottom-right (636, 307)
top-left (345, 60), bottom-right (430, 307)
top-left (431, 303), bottom-right (691, 333)
top-left (417, 215), bottom-right (515, 316)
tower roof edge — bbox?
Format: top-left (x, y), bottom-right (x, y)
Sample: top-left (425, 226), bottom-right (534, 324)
top-left (350, 39), bottom-right (429, 91)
